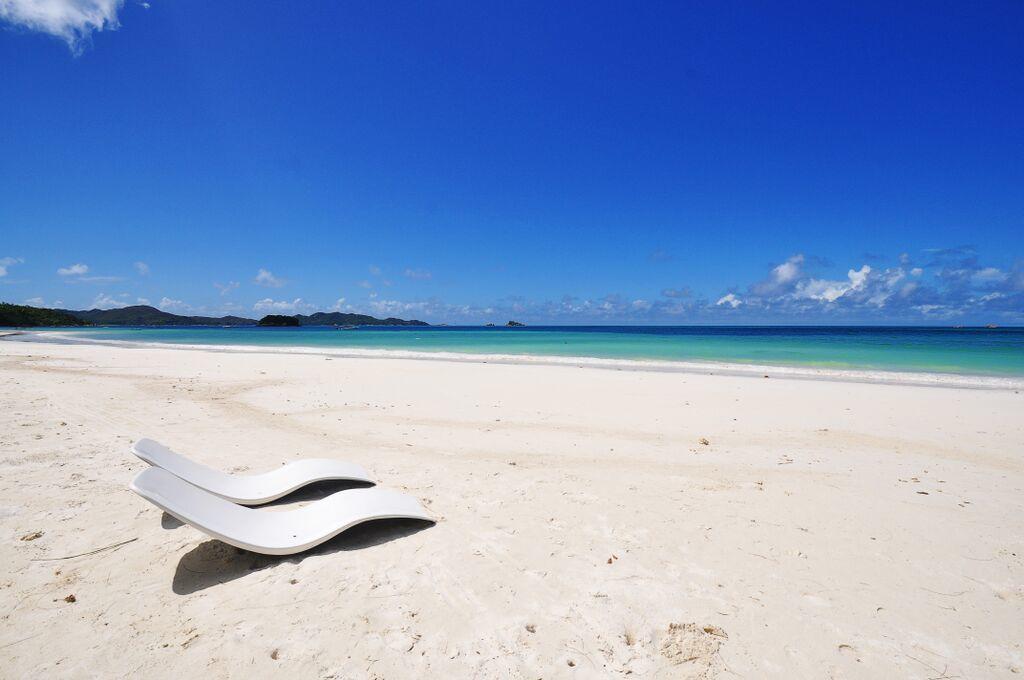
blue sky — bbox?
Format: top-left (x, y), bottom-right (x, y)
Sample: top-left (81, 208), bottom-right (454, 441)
top-left (1, 1), bottom-right (1022, 324)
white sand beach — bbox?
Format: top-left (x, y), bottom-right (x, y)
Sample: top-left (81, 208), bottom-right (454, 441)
top-left (1, 339), bottom-right (1022, 678)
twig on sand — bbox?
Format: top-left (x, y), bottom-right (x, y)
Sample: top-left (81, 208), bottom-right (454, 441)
top-left (565, 644), bottom-right (597, 669)
top-left (30, 538), bottom-right (138, 562)
top-left (919, 587), bottom-right (967, 597)
top-left (905, 654), bottom-right (961, 680)
top-left (0, 632), bottom-right (43, 650)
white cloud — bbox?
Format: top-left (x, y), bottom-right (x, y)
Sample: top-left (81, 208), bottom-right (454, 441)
top-left (357, 280), bottom-right (372, 289)
top-left (795, 265), bottom-right (871, 303)
top-left (0, 0), bottom-right (125, 55)
top-left (57, 261), bottom-right (122, 284)
top-left (631, 299), bottom-right (652, 311)
top-left (700, 248), bottom-right (1024, 321)
top-left (89, 292), bottom-right (129, 309)
top-left (58, 262), bottom-right (89, 276)
top-left (864, 268), bottom-right (906, 307)
top-left (23, 296), bottom-right (45, 306)
top-left (774, 255), bottom-right (804, 284)
top-left (134, 261), bottom-right (150, 276)
top-left (158, 297), bottom-right (188, 312)
top-left (367, 299), bottom-right (432, 316)
top-left (0, 256), bottom-right (23, 277)
top-left (716, 293), bottom-right (742, 308)
top-left (329, 297), bottom-right (349, 312)
top-left (214, 281), bottom-right (240, 296)
top-left (368, 265), bottom-right (382, 276)
top-left (752, 254), bottom-right (803, 295)
top-left (971, 267), bottom-right (1007, 284)
top-left (913, 304), bottom-right (956, 318)
top-left (404, 268), bottom-right (433, 280)
top-left (136, 297), bottom-right (151, 306)
top-left (253, 268), bottom-right (285, 288)
top-left (253, 298), bottom-right (311, 313)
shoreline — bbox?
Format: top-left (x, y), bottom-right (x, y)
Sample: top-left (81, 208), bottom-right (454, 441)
top-left (9, 328), bottom-right (1024, 390)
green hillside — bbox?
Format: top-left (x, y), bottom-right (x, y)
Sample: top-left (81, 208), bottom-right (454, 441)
top-left (0, 302), bottom-right (91, 327)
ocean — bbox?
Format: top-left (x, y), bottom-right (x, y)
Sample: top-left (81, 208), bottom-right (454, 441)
top-left (25, 325), bottom-right (1024, 378)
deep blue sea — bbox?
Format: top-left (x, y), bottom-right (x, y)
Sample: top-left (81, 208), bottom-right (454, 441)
top-left (27, 325), bottom-right (1024, 377)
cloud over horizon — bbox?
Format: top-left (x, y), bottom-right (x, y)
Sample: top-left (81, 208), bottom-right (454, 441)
top-left (707, 250), bottom-right (1024, 322)
top-left (253, 297), bottom-right (312, 314)
top-left (8, 247), bottom-right (1021, 325)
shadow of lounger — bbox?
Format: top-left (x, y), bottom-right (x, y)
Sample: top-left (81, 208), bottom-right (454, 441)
top-left (172, 518), bottom-right (432, 594)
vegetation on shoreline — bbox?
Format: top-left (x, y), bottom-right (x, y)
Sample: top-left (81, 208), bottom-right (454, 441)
top-left (1, 303), bottom-right (428, 328)
top-left (68, 305), bottom-right (257, 326)
top-left (258, 315), bottom-right (301, 327)
top-left (294, 312), bottom-right (428, 327)
top-left (0, 303), bottom-right (90, 327)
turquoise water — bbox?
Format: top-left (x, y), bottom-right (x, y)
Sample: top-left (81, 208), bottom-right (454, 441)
top-left (32, 325), bottom-right (1024, 377)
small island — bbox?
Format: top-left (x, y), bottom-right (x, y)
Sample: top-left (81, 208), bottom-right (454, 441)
top-left (258, 314), bottom-right (300, 327)
top-left (506, 320), bottom-right (526, 327)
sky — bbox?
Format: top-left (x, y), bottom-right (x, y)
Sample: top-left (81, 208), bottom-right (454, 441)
top-left (1, 1), bottom-right (1022, 324)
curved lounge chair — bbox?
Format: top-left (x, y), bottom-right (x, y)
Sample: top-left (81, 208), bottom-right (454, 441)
top-left (132, 438), bottom-right (373, 506)
top-left (131, 467), bottom-right (432, 555)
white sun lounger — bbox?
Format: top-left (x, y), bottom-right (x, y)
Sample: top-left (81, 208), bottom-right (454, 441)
top-left (132, 438), bottom-right (373, 506)
top-left (130, 467), bottom-right (432, 555)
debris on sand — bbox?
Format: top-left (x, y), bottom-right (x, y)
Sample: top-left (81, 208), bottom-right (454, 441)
top-left (699, 437), bottom-right (710, 446)
top-left (64, 594), bottom-right (76, 603)
top-left (20, 531), bottom-right (43, 541)
top-left (659, 622), bottom-right (725, 675)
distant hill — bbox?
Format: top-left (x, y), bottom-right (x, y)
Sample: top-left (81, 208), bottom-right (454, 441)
top-left (295, 312), bottom-right (429, 326)
top-left (0, 302), bottom-right (90, 327)
top-left (258, 314), bottom-right (300, 327)
top-left (63, 305), bottom-right (257, 326)
top-left (2, 303), bottom-right (427, 328)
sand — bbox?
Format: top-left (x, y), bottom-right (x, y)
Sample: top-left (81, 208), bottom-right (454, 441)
top-left (1, 339), bottom-right (1022, 678)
